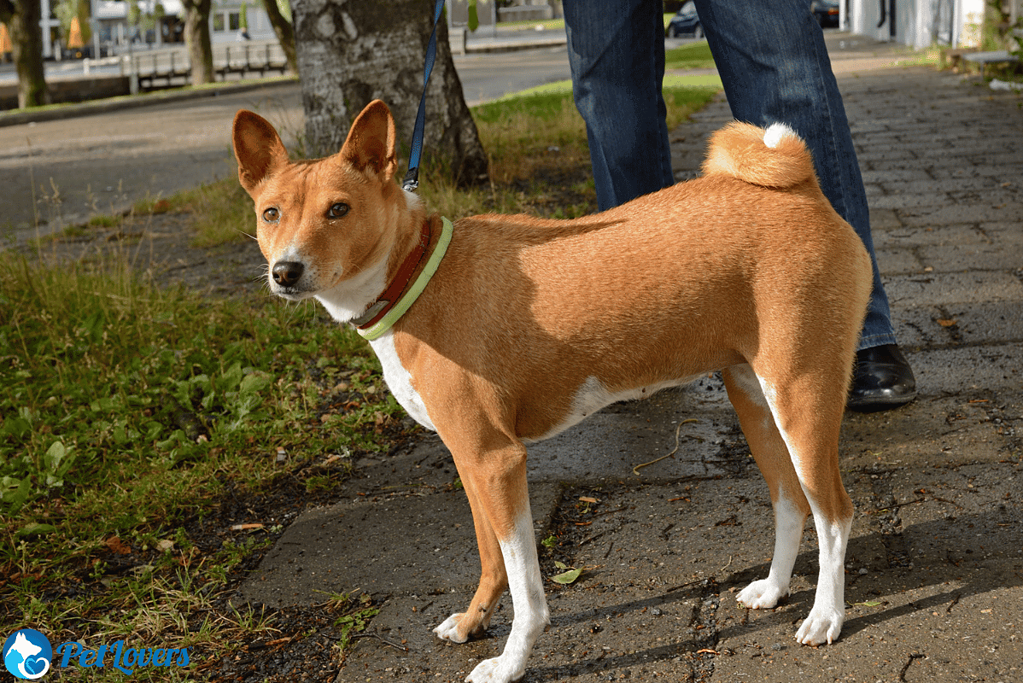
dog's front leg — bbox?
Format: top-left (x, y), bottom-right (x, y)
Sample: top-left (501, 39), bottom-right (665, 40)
top-left (434, 472), bottom-right (509, 642)
top-left (466, 506), bottom-right (547, 683)
top-left (434, 431), bottom-right (549, 683)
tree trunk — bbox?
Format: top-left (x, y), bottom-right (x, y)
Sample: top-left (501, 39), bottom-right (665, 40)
top-left (261, 0), bottom-right (297, 74)
top-left (0, 0), bottom-right (48, 108)
top-left (291, 0), bottom-right (488, 186)
top-left (181, 0), bottom-right (215, 85)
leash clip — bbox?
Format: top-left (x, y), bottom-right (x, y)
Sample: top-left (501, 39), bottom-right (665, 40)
top-left (402, 168), bottom-right (420, 193)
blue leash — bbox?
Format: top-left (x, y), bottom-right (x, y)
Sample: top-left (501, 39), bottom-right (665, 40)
top-left (402, 0), bottom-right (447, 192)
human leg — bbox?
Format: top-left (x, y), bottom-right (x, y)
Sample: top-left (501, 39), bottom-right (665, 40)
top-left (563, 0), bottom-right (675, 210)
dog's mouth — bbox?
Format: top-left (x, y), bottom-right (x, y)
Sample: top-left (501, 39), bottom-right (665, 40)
top-left (265, 274), bottom-right (317, 300)
top-left (268, 284), bottom-right (316, 301)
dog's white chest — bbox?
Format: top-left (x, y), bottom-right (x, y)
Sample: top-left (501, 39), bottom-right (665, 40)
top-left (369, 332), bottom-right (436, 432)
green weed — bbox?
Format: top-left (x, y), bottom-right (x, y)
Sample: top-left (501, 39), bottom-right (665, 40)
top-left (331, 593), bottom-right (380, 652)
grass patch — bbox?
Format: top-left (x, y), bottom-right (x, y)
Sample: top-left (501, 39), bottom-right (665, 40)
top-left (421, 75), bottom-right (721, 221)
top-left (1, 77), bottom-right (721, 677)
top-left (0, 249), bottom-right (412, 676)
top-left (665, 40), bottom-right (717, 71)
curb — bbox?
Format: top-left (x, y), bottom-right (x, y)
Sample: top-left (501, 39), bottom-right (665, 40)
top-left (0, 77), bottom-right (299, 129)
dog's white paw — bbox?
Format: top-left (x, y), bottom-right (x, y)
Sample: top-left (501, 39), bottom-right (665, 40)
top-left (737, 578), bottom-right (787, 609)
top-left (794, 606), bottom-right (843, 645)
top-left (465, 655), bottom-right (525, 683)
top-left (434, 613), bottom-right (469, 644)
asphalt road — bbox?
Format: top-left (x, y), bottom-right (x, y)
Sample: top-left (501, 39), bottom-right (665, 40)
top-left (0, 45), bottom-right (574, 245)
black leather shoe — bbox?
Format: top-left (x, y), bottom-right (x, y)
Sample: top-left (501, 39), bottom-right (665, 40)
top-left (847, 344), bottom-right (917, 412)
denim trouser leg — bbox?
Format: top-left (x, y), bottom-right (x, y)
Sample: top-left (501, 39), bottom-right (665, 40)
top-left (562, 0), bottom-right (897, 350)
top-left (563, 0), bottom-right (676, 211)
top-left (693, 0), bottom-right (896, 349)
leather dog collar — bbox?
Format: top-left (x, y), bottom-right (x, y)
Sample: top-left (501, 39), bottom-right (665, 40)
top-left (354, 217), bottom-right (452, 341)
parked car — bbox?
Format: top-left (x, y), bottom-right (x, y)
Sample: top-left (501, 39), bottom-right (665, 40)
top-left (665, 1), bottom-right (703, 39)
top-left (811, 0), bottom-right (840, 27)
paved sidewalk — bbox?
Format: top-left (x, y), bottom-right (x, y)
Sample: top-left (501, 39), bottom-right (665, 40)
top-left (232, 51), bottom-right (1023, 683)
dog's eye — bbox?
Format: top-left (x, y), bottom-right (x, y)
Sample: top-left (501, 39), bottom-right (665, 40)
top-left (262, 207), bottom-right (280, 223)
top-left (327, 203), bottom-right (349, 219)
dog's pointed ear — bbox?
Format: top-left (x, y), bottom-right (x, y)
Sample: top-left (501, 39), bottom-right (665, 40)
top-left (340, 100), bottom-right (398, 182)
top-left (233, 110), bottom-right (289, 196)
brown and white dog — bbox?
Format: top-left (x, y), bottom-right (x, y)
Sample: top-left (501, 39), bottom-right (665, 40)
top-left (233, 100), bottom-right (871, 683)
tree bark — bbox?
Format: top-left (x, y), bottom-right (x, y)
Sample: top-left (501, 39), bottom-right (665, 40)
top-left (181, 0), bottom-right (215, 85)
top-left (261, 0), bottom-right (298, 74)
top-left (291, 0), bottom-right (488, 186)
top-left (0, 0), bottom-right (49, 108)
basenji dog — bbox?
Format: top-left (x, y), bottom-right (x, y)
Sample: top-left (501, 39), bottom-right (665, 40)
top-left (233, 100), bottom-right (871, 683)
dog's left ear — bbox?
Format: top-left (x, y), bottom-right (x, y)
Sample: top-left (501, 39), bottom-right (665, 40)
top-left (340, 100), bottom-right (398, 182)
top-left (233, 110), bottom-right (289, 196)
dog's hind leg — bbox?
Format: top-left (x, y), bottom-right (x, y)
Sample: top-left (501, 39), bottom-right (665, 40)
top-left (723, 364), bottom-right (811, 610)
top-left (724, 362), bottom-right (854, 646)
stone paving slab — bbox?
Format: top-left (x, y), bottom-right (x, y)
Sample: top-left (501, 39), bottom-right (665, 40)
top-left (712, 461), bottom-right (1023, 683)
top-left (840, 396), bottom-right (1011, 469)
top-left (886, 272), bottom-right (1023, 307)
top-left (232, 473), bottom-right (564, 608)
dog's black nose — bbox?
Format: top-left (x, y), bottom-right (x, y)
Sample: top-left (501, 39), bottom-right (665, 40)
top-left (271, 261), bottom-right (304, 287)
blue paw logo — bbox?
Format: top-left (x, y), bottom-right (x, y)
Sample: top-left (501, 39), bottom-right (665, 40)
top-left (3, 629), bottom-right (52, 680)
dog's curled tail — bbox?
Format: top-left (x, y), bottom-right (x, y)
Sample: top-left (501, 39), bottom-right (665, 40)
top-left (702, 122), bottom-right (816, 189)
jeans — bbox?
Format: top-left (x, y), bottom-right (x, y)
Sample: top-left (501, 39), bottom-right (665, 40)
top-left (562, 0), bottom-right (897, 350)
top-left (562, 0), bottom-right (676, 210)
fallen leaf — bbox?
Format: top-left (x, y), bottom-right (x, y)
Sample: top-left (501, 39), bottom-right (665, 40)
top-left (936, 318), bottom-right (958, 327)
top-left (105, 536), bottom-right (131, 555)
top-left (551, 567), bottom-right (583, 585)
top-left (15, 523), bottom-right (57, 538)
top-left (266, 636), bottom-right (294, 646)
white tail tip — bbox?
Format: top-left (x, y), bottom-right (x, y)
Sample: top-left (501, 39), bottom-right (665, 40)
top-left (763, 123), bottom-right (799, 150)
